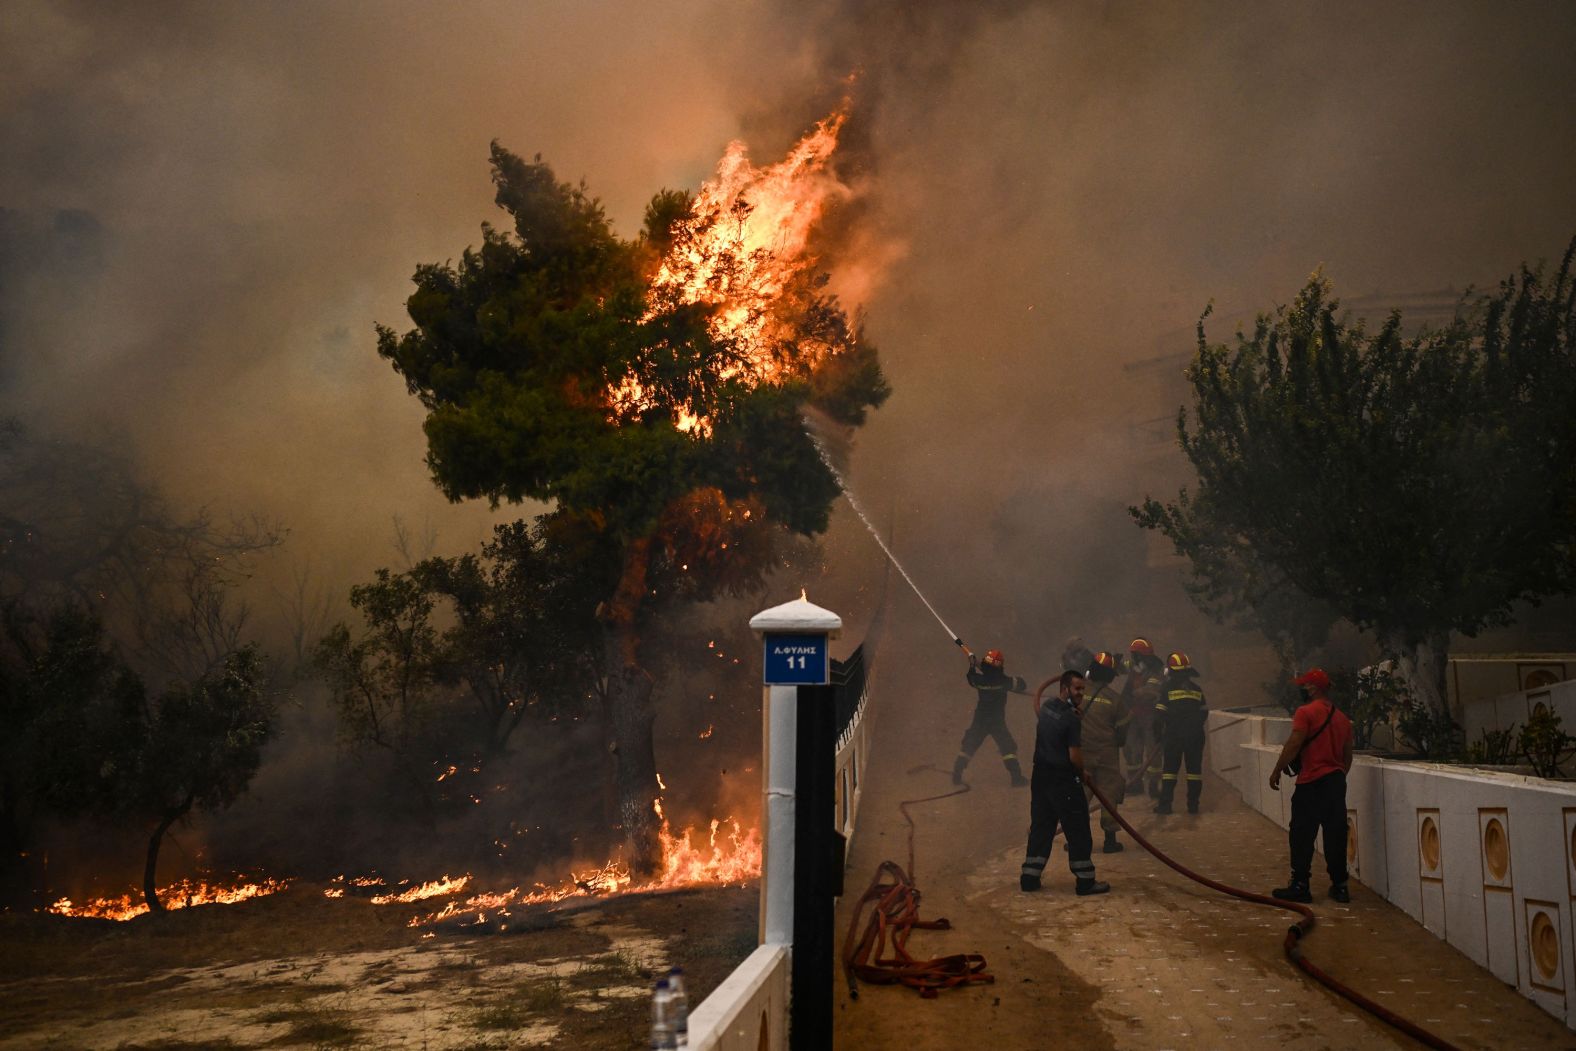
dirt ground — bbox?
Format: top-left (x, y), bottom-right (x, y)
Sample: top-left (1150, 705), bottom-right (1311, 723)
top-left (0, 881), bottom-right (756, 1050)
top-left (833, 658), bottom-right (1576, 1050)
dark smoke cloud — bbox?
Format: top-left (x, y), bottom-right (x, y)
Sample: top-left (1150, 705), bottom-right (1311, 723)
top-left (4, 1), bottom-right (1576, 884)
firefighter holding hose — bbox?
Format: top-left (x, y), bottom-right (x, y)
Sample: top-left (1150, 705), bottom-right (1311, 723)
top-left (1081, 651), bottom-right (1131, 853)
top-left (1020, 669), bottom-right (1110, 896)
top-left (1152, 651), bottom-right (1208, 815)
top-left (953, 649), bottom-right (1030, 786)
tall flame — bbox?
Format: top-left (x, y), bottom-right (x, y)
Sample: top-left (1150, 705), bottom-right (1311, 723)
top-left (612, 107), bottom-right (852, 433)
top-left (408, 796), bottom-right (761, 929)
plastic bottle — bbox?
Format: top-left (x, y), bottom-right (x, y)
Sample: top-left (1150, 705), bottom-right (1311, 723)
top-left (650, 977), bottom-right (676, 1050)
top-left (667, 966), bottom-right (689, 1047)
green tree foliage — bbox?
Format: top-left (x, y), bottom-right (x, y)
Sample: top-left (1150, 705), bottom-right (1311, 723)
top-left (129, 647), bottom-right (273, 913)
top-left (1519, 704), bottom-right (1576, 778)
top-left (1134, 245), bottom-right (1576, 717)
top-left (0, 604), bottom-right (142, 906)
top-left (0, 422), bottom-right (280, 910)
top-left (0, 604), bottom-right (272, 913)
top-left (316, 519), bottom-right (605, 806)
top-left (376, 146), bottom-right (889, 868)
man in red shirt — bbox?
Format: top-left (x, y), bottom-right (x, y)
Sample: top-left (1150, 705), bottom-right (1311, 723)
top-left (1268, 668), bottom-right (1354, 903)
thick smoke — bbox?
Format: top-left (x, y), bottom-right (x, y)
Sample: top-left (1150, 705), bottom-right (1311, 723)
top-left (5, 1), bottom-right (1575, 889)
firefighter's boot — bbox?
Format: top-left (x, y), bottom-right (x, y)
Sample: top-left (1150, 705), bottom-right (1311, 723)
top-left (1186, 776), bottom-right (1202, 814)
top-left (1153, 776), bottom-right (1176, 815)
top-left (952, 754), bottom-right (968, 786)
top-left (1272, 877), bottom-right (1312, 903)
top-left (1102, 829), bottom-right (1123, 854)
top-left (1075, 877), bottom-right (1111, 896)
top-left (1004, 756), bottom-right (1028, 788)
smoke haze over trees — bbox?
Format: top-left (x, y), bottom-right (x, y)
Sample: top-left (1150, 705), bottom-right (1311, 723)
top-left (3, 0), bottom-right (1575, 894)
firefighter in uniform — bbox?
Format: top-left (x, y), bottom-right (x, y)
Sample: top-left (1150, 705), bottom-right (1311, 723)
top-left (1081, 651), bottom-right (1131, 853)
top-left (953, 649), bottom-right (1030, 786)
top-left (1153, 651), bottom-right (1208, 815)
top-left (1122, 638), bottom-right (1166, 796)
top-left (1020, 669), bottom-right (1110, 895)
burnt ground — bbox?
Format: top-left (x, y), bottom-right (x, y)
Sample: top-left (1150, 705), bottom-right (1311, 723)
top-left (0, 881), bottom-right (756, 1050)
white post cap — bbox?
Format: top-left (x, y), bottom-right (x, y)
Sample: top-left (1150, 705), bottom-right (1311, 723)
top-left (749, 592), bottom-right (841, 638)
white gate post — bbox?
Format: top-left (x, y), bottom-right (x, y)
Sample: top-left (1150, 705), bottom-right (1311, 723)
top-left (749, 594), bottom-right (842, 949)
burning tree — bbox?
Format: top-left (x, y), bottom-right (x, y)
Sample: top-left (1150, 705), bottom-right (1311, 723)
top-left (377, 113), bottom-right (889, 869)
top-left (1134, 247), bottom-right (1576, 719)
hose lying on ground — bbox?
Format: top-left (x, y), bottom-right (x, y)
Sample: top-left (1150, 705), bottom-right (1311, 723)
top-left (1084, 767), bottom-right (1461, 1050)
top-left (840, 773), bottom-right (995, 999)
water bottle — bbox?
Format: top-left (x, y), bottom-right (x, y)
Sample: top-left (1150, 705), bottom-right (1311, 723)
top-left (667, 966), bottom-right (689, 1047)
top-left (650, 977), bottom-right (676, 1050)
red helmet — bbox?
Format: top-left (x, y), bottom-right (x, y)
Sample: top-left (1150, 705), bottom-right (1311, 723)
top-left (1166, 651), bottom-right (1192, 672)
top-left (984, 649), bottom-right (1004, 667)
top-left (1088, 651), bottom-right (1119, 684)
top-left (1129, 638), bottom-right (1155, 657)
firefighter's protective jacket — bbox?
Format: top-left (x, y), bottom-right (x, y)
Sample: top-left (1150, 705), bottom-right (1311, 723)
top-left (966, 664), bottom-right (1027, 716)
top-left (1121, 655), bottom-right (1164, 727)
top-left (1079, 682), bottom-right (1130, 765)
top-left (1154, 671), bottom-right (1207, 739)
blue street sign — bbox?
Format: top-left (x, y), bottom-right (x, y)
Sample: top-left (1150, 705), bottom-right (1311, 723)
top-left (763, 633), bottom-right (829, 685)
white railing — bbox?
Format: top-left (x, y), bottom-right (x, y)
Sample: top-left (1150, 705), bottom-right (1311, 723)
top-left (1208, 708), bottom-right (1576, 1031)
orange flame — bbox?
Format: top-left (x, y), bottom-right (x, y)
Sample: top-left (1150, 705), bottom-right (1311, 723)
top-left (47, 876), bottom-right (290, 921)
top-left (405, 797), bottom-right (761, 928)
top-left (612, 107), bottom-right (853, 433)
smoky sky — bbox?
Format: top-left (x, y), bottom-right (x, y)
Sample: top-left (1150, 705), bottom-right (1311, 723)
top-left (3, 0), bottom-right (1575, 668)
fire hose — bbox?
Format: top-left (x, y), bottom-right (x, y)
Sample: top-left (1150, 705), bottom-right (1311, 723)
top-left (840, 776), bottom-right (994, 999)
top-left (1040, 675), bottom-right (1462, 1051)
top-left (844, 675), bottom-right (1462, 1050)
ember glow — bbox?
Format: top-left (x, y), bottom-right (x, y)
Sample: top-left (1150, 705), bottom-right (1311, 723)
top-left (612, 106), bottom-right (854, 433)
top-left (47, 876), bottom-right (290, 921)
top-left (407, 808), bottom-right (762, 929)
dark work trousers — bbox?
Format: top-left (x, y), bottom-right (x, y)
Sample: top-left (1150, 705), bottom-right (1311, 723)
top-left (1289, 771), bottom-right (1349, 885)
top-left (1021, 764), bottom-right (1095, 886)
top-left (958, 704), bottom-right (1020, 766)
top-left (1158, 731), bottom-right (1205, 809)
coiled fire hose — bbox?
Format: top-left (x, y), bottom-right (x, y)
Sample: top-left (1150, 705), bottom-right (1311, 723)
top-left (840, 776), bottom-right (993, 999)
top-left (1027, 676), bottom-right (1462, 1051)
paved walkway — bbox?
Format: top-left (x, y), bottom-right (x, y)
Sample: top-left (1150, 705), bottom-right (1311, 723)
top-left (833, 635), bottom-right (1574, 1050)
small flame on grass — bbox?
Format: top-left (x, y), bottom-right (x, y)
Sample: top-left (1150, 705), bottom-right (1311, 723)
top-left (47, 877), bottom-right (290, 921)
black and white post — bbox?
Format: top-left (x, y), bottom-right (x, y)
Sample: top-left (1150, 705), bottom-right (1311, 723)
top-left (751, 594), bottom-right (840, 1051)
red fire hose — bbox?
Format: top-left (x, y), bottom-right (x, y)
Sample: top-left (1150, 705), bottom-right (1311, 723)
top-left (1033, 676), bottom-right (1462, 1050)
top-left (845, 675), bottom-right (1461, 1048)
top-left (840, 776), bottom-right (994, 999)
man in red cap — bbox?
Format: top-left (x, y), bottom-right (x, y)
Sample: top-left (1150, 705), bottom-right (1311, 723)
top-left (1268, 668), bottom-right (1354, 903)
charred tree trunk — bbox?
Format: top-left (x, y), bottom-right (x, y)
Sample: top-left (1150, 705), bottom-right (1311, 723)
top-left (601, 537), bottom-right (661, 875)
top-left (143, 795), bottom-right (193, 916)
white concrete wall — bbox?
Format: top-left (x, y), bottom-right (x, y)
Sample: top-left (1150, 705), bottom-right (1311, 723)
top-left (1462, 678), bottom-right (1576, 748)
top-left (687, 944), bottom-right (789, 1050)
top-left (1209, 709), bottom-right (1576, 1030)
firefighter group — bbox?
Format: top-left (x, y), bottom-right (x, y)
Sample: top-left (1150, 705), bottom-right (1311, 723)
top-left (951, 638), bottom-right (1207, 896)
